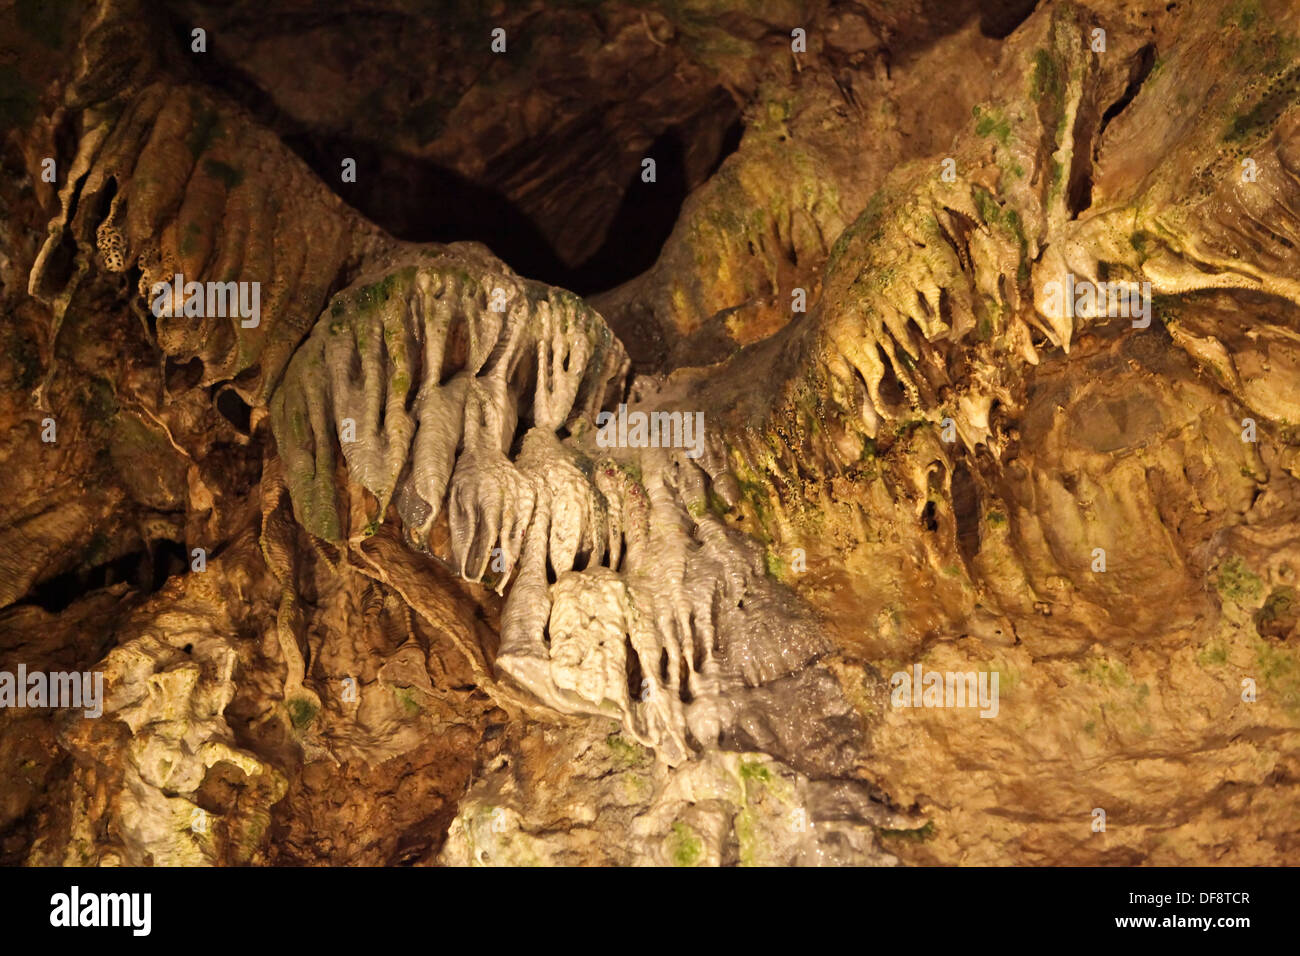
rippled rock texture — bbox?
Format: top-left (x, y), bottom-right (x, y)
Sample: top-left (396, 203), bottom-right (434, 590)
top-left (1, 0), bottom-right (1298, 865)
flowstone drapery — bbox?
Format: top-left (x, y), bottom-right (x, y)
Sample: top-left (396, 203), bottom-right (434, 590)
top-left (270, 249), bottom-right (827, 764)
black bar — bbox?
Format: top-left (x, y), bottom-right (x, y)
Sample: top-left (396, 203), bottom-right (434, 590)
top-left (0, 865), bottom-right (1284, 944)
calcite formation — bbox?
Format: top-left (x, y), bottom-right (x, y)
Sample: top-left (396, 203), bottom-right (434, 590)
top-left (269, 246), bottom-right (829, 765)
top-left (1, 0), bottom-right (1299, 867)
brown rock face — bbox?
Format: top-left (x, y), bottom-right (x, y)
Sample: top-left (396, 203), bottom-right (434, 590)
top-left (1, 0), bottom-right (1298, 867)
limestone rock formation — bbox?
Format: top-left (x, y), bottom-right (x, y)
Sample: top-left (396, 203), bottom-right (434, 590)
top-left (1, 0), bottom-right (1298, 867)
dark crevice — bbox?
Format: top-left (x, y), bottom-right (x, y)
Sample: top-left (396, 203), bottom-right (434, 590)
top-left (921, 500), bottom-right (939, 533)
top-left (15, 538), bottom-right (188, 613)
top-left (939, 207), bottom-right (978, 274)
top-left (678, 658), bottom-right (694, 703)
top-left (1067, 44), bottom-right (1157, 221)
top-left (977, 0), bottom-right (1040, 39)
top-left (52, 110), bottom-right (81, 194)
top-left (1066, 98), bottom-right (1095, 219)
top-left (32, 230), bottom-right (79, 301)
top-left (151, 538), bottom-right (190, 590)
top-left (1098, 43), bottom-right (1157, 143)
top-left (951, 463), bottom-right (981, 564)
top-left (166, 357), bottom-right (204, 394)
top-left (81, 174), bottom-right (116, 242)
top-left (876, 346), bottom-right (906, 410)
top-left (215, 386), bottom-right (252, 432)
top-left (284, 122), bottom-right (713, 296)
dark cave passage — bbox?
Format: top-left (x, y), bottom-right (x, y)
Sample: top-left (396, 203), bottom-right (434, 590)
top-left (15, 539), bottom-right (190, 614)
top-left (292, 116), bottom-right (742, 296)
top-left (157, 2), bottom-right (745, 297)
